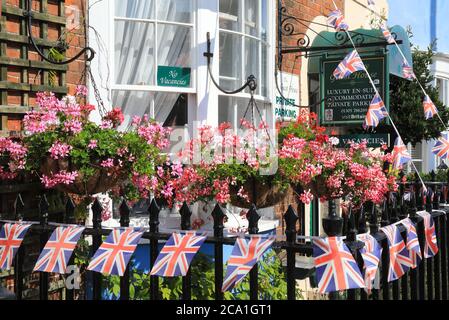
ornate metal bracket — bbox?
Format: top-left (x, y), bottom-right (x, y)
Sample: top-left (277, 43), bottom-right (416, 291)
top-left (24, 0), bottom-right (95, 65)
top-left (203, 32), bottom-right (257, 95)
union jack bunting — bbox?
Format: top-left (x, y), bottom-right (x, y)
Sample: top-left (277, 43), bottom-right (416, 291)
top-left (87, 228), bottom-right (144, 276)
top-left (401, 218), bottom-right (422, 268)
top-left (364, 94), bottom-right (388, 128)
top-left (333, 50), bottom-right (366, 80)
top-left (313, 237), bottom-right (365, 293)
top-left (402, 60), bottom-right (416, 80)
top-left (357, 233), bottom-right (382, 294)
top-left (0, 223), bottom-right (31, 270)
top-left (222, 235), bottom-right (275, 292)
top-left (367, 0), bottom-right (376, 5)
top-left (423, 95), bottom-right (438, 120)
top-left (380, 225), bottom-right (412, 282)
top-left (380, 24), bottom-right (395, 44)
top-left (417, 212), bottom-right (439, 258)
top-left (327, 9), bottom-right (349, 32)
top-left (33, 226), bottom-right (85, 274)
top-left (432, 132), bottom-right (449, 162)
top-left (150, 232), bottom-right (207, 277)
top-left (392, 137), bottom-right (412, 169)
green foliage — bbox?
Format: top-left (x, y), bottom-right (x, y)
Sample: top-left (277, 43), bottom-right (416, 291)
top-left (48, 48), bottom-right (65, 86)
top-left (103, 250), bottom-right (303, 300)
top-left (376, 45), bottom-right (449, 146)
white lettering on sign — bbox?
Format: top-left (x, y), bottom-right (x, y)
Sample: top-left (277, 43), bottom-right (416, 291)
top-left (276, 72), bottom-right (299, 121)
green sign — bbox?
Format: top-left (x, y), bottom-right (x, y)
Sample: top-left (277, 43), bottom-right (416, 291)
top-left (157, 66), bottom-right (191, 87)
top-left (320, 55), bottom-right (387, 126)
top-left (336, 134), bottom-right (390, 148)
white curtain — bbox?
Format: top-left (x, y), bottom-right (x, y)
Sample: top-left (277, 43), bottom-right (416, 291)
top-left (113, 0), bottom-right (191, 128)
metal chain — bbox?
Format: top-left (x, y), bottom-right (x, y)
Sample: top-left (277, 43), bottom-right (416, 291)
top-left (87, 65), bottom-right (107, 117)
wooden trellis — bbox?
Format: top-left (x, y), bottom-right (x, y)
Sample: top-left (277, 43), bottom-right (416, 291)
top-left (0, 0), bottom-right (68, 136)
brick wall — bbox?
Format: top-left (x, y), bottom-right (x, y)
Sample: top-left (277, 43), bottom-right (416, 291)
top-left (274, 0), bottom-right (344, 235)
top-left (278, 0), bottom-right (344, 77)
top-left (1, 0), bottom-right (87, 133)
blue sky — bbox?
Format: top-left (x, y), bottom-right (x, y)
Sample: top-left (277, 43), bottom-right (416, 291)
top-left (388, 0), bottom-right (449, 53)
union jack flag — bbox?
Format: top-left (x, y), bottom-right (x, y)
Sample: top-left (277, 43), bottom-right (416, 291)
top-left (417, 212), bottom-right (439, 258)
top-left (364, 94), bottom-right (388, 128)
top-left (402, 60), bottom-right (416, 80)
top-left (87, 228), bottom-right (144, 276)
top-left (222, 235), bottom-right (275, 292)
top-left (423, 95), bottom-right (438, 120)
top-left (380, 24), bottom-right (395, 44)
top-left (327, 9), bottom-right (349, 32)
top-left (33, 226), bottom-right (85, 274)
top-left (380, 225), bottom-right (412, 282)
top-left (401, 218), bottom-right (422, 268)
top-left (313, 237), bottom-right (365, 293)
top-left (432, 132), bottom-right (449, 162)
top-left (392, 137), bottom-right (412, 169)
top-left (333, 50), bottom-right (366, 80)
top-left (150, 232), bottom-right (207, 277)
top-left (0, 223), bottom-right (31, 270)
top-left (357, 233), bottom-right (382, 294)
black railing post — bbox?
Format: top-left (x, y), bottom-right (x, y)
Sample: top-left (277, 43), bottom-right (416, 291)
top-left (426, 188), bottom-right (434, 301)
top-left (346, 206), bottom-right (361, 300)
top-left (39, 195), bottom-right (49, 301)
top-left (322, 200), bottom-right (343, 300)
top-left (380, 199), bottom-right (390, 301)
top-left (408, 192), bottom-right (420, 300)
top-left (180, 202), bottom-right (192, 300)
top-left (91, 198), bottom-right (103, 301)
top-left (434, 214), bottom-right (442, 300)
top-left (14, 194), bottom-right (24, 300)
top-left (149, 199), bottom-right (160, 300)
top-left (441, 202), bottom-right (448, 300)
top-left (357, 204), bottom-right (368, 300)
top-left (389, 195), bottom-right (401, 300)
top-left (284, 205), bottom-right (298, 300)
top-left (65, 197), bottom-right (76, 300)
top-left (211, 203), bottom-right (225, 300)
top-left (398, 195), bottom-right (409, 300)
top-left (368, 202), bottom-right (379, 300)
top-left (119, 199), bottom-right (131, 300)
top-left (247, 204), bottom-right (261, 300)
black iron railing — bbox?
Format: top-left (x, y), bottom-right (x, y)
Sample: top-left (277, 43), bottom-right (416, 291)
top-left (3, 179), bottom-right (449, 300)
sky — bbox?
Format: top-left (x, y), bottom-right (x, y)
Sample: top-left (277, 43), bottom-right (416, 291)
top-left (388, 0), bottom-right (449, 53)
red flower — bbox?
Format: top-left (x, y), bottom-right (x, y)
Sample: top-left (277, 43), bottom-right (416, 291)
top-left (103, 107), bottom-right (124, 128)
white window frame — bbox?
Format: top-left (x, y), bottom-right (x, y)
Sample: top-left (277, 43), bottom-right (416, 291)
top-left (109, 0), bottom-right (197, 94)
top-left (216, 0), bottom-right (275, 127)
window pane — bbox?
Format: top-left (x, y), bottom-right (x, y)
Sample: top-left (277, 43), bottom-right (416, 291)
top-left (154, 92), bottom-right (188, 127)
top-left (261, 0), bottom-right (268, 41)
top-left (157, 24), bottom-right (192, 69)
top-left (219, 32), bottom-right (242, 91)
top-left (244, 37), bottom-right (259, 94)
top-left (115, 0), bottom-right (154, 19)
top-left (245, 0), bottom-right (258, 37)
top-left (157, 0), bottom-right (192, 23)
top-left (112, 91), bottom-right (188, 129)
top-left (115, 21), bottom-right (155, 85)
top-left (261, 43), bottom-right (268, 97)
top-left (219, 0), bottom-right (241, 31)
top-left (218, 96), bottom-right (271, 128)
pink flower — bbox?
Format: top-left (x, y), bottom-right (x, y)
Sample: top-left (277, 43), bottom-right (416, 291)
top-left (100, 120), bottom-right (113, 129)
top-left (76, 85), bottom-right (88, 97)
top-left (100, 158), bottom-right (114, 168)
top-left (48, 142), bottom-right (72, 159)
top-left (63, 119), bottom-right (83, 134)
top-left (299, 190), bottom-right (314, 205)
top-left (88, 140), bottom-right (98, 149)
top-left (41, 171), bottom-right (78, 188)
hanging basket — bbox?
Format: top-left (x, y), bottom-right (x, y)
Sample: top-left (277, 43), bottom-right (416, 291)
top-left (40, 158), bottom-right (125, 195)
top-left (229, 179), bottom-right (292, 209)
